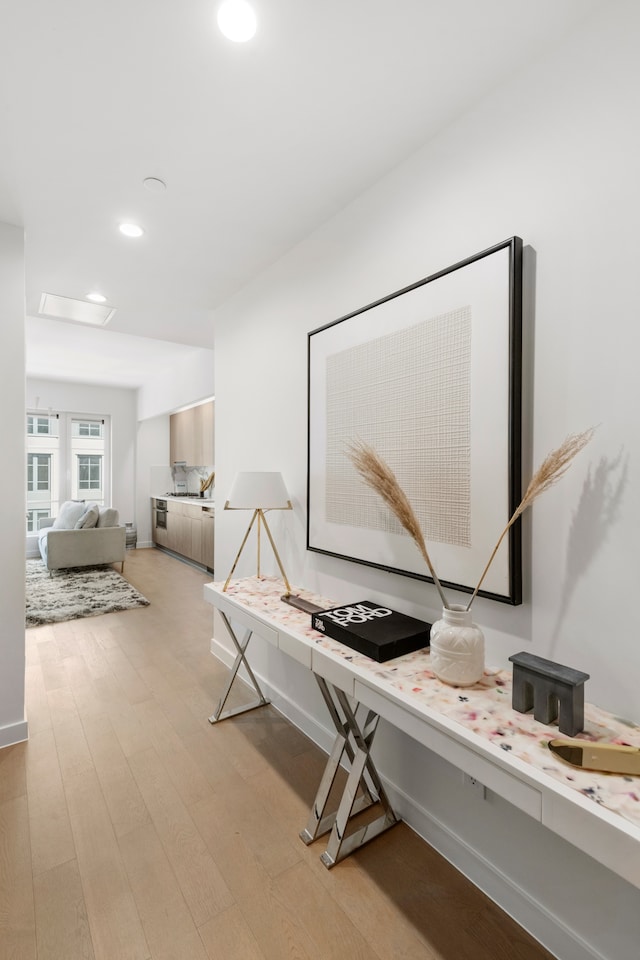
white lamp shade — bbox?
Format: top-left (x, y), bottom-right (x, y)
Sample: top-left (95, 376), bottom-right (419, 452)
top-left (226, 472), bottom-right (291, 509)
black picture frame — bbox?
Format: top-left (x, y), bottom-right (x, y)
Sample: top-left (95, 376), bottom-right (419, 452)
top-left (307, 237), bottom-right (523, 605)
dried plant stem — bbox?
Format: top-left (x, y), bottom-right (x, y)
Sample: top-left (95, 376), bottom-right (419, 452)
top-left (348, 440), bottom-right (450, 609)
top-left (465, 427), bottom-right (595, 610)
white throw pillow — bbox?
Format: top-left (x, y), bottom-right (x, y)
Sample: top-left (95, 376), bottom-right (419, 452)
top-left (53, 500), bottom-right (86, 530)
top-left (97, 507), bottom-right (119, 528)
top-left (75, 503), bottom-right (100, 529)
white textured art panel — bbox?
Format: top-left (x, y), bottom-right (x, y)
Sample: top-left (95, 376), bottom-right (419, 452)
top-left (307, 239), bottom-right (520, 602)
top-left (325, 307), bottom-right (472, 547)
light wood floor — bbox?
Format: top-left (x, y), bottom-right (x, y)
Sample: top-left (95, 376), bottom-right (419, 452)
top-left (1, 548), bottom-right (556, 960)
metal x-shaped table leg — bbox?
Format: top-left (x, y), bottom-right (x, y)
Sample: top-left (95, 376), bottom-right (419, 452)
top-left (208, 610), bottom-right (270, 723)
top-left (300, 675), bottom-right (399, 867)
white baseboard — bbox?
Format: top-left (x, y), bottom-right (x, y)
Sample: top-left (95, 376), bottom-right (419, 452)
top-left (0, 719), bottom-right (28, 749)
top-left (209, 637), bottom-right (605, 960)
top-left (388, 783), bottom-right (606, 960)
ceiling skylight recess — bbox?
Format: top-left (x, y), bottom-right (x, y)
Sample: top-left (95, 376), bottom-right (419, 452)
top-left (39, 293), bottom-right (116, 327)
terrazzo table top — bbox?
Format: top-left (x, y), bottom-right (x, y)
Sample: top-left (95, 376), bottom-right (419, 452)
top-left (210, 576), bottom-right (640, 832)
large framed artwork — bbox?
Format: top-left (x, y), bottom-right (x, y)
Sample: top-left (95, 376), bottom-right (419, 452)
top-left (307, 236), bottom-right (524, 605)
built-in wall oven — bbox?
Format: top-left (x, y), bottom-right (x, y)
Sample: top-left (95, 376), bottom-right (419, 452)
top-left (155, 499), bottom-right (167, 529)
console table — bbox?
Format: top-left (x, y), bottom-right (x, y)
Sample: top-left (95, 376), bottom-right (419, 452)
top-left (204, 577), bottom-right (640, 885)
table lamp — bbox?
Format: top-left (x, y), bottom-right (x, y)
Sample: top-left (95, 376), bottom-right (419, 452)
top-left (223, 471), bottom-right (292, 592)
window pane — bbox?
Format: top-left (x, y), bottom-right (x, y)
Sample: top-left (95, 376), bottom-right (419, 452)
top-left (73, 420), bottom-right (103, 439)
top-left (27, 454), bottom-right (51, 492)
top-left (78, 455), bottom-right (102, 489)
top-left (27, 414), bottom-right (56, 436)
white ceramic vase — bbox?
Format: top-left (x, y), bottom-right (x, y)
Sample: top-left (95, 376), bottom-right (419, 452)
top-left (430, 605), bottom-right (485, 687)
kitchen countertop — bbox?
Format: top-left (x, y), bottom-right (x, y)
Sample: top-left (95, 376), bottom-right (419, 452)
top-left (151, 495), bottom-right (215, 507)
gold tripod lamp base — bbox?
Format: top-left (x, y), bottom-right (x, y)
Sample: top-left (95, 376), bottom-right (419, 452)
top-left (222, 472), bottom-right (292, 593)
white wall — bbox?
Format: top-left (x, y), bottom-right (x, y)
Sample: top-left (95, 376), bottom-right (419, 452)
top-left (0, 222), bottom-right (27, 748)
top-left (136, 414), bottom-right (171, 546)
top-left (136, 348), bottom-right (215, 543)
top-left (137, 347), bottom-right (215, 421)
top-left (26, 379), bottom-right (138, 528)
top-left (25, 353), bottom-right (215, 552)
top-left (212, 4), bottom-right (640, 959)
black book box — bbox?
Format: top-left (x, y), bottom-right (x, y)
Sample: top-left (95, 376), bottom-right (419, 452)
top-left (311, 600), bottom-right (431, 663)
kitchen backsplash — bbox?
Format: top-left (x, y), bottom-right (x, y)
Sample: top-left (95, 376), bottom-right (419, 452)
top-left (150, 464), bottom-right (215, 497)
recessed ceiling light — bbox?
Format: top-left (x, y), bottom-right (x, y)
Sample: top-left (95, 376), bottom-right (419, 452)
top-left (86, 292), bottom-right (107, 303)
top-left (217, 0), bottom-right (256, 42)
top-left (119, 222), bottom-right (144, 238)
top-left (143, 177), bottom-right (166, 193)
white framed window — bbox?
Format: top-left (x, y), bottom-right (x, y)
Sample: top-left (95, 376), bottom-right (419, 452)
top-left (73, 420), bottom-right (103, 438)
top-left (77, 454), bottom-right (102, 490)
top-left (26, 411), bottom-right (111, 533)
top-left (27, 453), bottom-right (51, 491)
top-left (27, 415), bottom-right (58, 436)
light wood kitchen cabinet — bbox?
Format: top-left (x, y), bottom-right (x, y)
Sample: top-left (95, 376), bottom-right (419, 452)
top-left (170, 400), bottom-right (214, 465)
top-left (157, 499), bottom-right (212, 569)
top-left (193, 401), bottom-right (214, 466)
top-left (169, 409), bottom-right (195, 465)
top-left (201, 506), bottom-right (215, 571)
top-left (170, 512), bottom-right (192, 558)
top-left (189, 513), bottom-right (203, 565)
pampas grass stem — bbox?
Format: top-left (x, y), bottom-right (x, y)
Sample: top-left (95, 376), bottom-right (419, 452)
top-left (465, 426), bottom-right (595, 610)
top-left (348, 440), bottom-right (450, 609)
top-left (347, 428), bottom-right (594, 615)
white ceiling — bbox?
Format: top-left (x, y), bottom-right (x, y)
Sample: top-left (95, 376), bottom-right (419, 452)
top-left (0, 0), bottom-right (600, 388)
top-left (25, 315), bottom-right (214, 389)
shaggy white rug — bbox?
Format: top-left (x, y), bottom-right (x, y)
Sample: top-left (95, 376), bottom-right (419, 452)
top-left (26, 559), bottom-right (149, 627)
